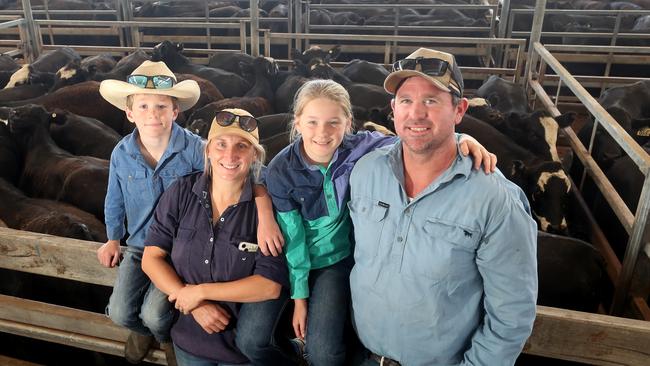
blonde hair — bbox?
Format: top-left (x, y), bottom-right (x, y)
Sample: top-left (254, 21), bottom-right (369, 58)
top-left (203, 137), bottom-right (266, 181)
top-left (125, 94), bottom-right (179, 110)
top-left (290, 79), bottom-right (353, 141)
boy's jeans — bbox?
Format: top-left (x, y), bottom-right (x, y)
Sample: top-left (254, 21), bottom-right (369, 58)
top-left (107, 246), bottom-right (174, 342)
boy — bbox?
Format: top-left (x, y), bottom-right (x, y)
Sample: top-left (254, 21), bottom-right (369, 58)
top-left (97, 60), bottom-right (203, 365)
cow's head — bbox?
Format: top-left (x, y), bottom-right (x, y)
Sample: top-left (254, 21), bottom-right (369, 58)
top-left (466, 98), bottom-right (505, 128)
top-left (505, 111), bottom-right (574, 162)
top-left (292, 45), bottom-right (341, 65)
top-left (3, 64), bottom-right (31, 89)
top-left (307, 58), bottom-right (335, 80)
top-left (512, 160), bottom-right (571, 234)
top-left (7, 104), bottom-right (51, 147)
top-left (50, 60), bottom-right (89, 92)
top-left (186, 118), bottom-right (210, 138)
top-left (152, 41), bottom-right (183, 63)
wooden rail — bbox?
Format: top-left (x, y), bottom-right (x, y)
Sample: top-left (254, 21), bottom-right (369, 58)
top-left (1, 227), bottom-right (650, 365)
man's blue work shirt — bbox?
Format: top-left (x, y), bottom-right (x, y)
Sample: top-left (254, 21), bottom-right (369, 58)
top-left (104, 123), bottom-right (204, 248)
top-left (348, 142), bottom-right (538, 366)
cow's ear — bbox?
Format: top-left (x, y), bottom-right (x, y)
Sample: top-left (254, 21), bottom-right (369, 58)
top-left (556, 112), bottom-right (575, 128)
top-left (291, 49), bottom-right (302, 60)
top-left (176, 43), bottom-right (184, 52)
top-left (329, 45), bottom-right (341, 61)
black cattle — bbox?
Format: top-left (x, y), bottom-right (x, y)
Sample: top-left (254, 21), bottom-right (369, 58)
top-left (0, 83), bottom-right (49, 104)
top-left (0, 177), bottom-right (106, 242)
top-left (176, 73), bottom-right (224, 126)
top-left (537, 231), bottom-right (605, 311)
top-left (242, 56), bottom-right (279, 104)
top-left (187, 97), bottom-right (273, 128)
top-left (4, 47), bottom-right (80, 89)
top-left (274, 65), bottom-right (310, 114)
top-left (0, 121), bottom-right (20, 184)
top-left (342, 59), bottom-right (389, 87)
top-left (209, 5), bottom-right (242, 17)
top-left (475, 75), bottom-right (531, 115)
top-left (152, 41), bottom-right (250, 98)
top-left (258, 113), bottom-right (292, 163)
top-left (208, 52), bottom-right (256, 76)
top-left (80, 54), bottom-right (116, 74)
top-left (457, 115), bottom-right (572, 234)
top-left (292, 45), bottom-right (341, 66)
top-left (49, 108), bottom-right (121, 160)
top-left (577, 80), bottom-right (650, 170)
top-left (2, 80), bottom-right (128, 135)
top-left (8, 104), bottom-right (109, 220)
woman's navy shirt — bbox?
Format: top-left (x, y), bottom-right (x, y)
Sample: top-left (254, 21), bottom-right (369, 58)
top-left (146, 171), bottom-right (288, 364)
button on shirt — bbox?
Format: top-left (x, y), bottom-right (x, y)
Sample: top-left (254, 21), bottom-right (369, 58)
top-left (348, 143), bottom-right (538, 366)
top-left (145, 172), bottom-right (289, 364)
top-left (104, 123), bottom-right (204, 248)
top-left (266, 131), bottom-right (396, 298)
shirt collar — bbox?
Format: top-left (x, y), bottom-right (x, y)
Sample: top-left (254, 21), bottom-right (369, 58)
top-left (191, 171), bottom-right (255, 205)
top-left (288, 136), bottom-right (341, 171)
top-left (124, 122), bottom-right (184, 157)
top-left (386, 139), bottom-right (474, 192)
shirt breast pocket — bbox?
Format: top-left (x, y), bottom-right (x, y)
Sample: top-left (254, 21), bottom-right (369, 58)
top-left (171, 227), bottom-right (196, 270)
top-left (347, 197), bottom-right (388, 259)
top-left (160, 167), bottom-right (191, 189)
top-left (290, 187), bottom-right (325, 220)
top-left (119, 169), bottom-right (150, 203)
top-left (417, 219), bottom-right (480, 278)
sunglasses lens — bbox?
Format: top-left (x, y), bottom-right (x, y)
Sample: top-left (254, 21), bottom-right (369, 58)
top-left (419, 59), bottom-right (447, 76)
top-left (215, 111), bottom-right (236, 127)
top-left (127, 75), bottom-right (148, 88)
top-left (152, 76), bottom-right (174, 89)
top-left (239, 116), bottom-right (258, 132)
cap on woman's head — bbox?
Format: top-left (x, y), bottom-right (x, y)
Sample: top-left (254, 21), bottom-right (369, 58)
top-left (99, 60), bottom-right (200, 111)
top-left (207, 108), bottom-right (260, 146)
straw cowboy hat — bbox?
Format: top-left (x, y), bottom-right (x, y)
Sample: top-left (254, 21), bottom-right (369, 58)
top-left (99, 60), bottom-right (200, 111)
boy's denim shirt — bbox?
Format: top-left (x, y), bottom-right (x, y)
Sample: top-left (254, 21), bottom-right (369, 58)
top-left (104, 123), bottom-right (205, 248)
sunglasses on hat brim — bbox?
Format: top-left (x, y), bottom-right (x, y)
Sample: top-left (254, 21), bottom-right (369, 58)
top-left (127, 74), bottom-right (176, 89)
top-left (392, 57), bottom-right (462, 96)
top-left (215, 111), bottom-right (259, 132)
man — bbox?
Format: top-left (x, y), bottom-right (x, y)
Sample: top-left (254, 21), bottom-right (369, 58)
top-left (348, 48), bottom-right (538, 366)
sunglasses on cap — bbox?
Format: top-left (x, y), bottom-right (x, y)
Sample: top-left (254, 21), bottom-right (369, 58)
top-left (127, 74), bottom-right (176, 89)
top-left (215, 111), bottom-right (259, 132)
top-left (392, 57), bottom-right (462, 96)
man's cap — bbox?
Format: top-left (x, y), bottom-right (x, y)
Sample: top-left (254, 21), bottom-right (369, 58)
top-left (384, 48), bottom-right (464, 97)
top-left (99, 60), bottom-right (200, 111)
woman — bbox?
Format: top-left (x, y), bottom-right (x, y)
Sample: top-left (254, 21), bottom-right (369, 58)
top-left (142, 108), bottom-right (292, 366)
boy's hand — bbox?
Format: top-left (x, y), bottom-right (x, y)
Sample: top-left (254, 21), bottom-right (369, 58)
top-left (459, 135), bottom-right (497, 173)
top-left (97, 239), bottom-right (121, 267)
top-left (292, 298), bottom-right (308, 340)
top-left (190, 301), bottom-right (231, 334)
top-left (257, 218), bottom-right (285, 257)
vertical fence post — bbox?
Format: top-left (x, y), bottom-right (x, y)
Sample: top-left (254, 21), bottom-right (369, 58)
top-left (523, 0), bottom-right (546, 88)
top-left (250, 0), bottom-right (259, 56)
top-left (20, 0), bottom-right (39, 62)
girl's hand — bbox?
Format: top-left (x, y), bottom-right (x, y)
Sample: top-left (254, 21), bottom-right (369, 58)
top-left (459, 134), bottom-right (497, 173)
top-left (169, 284), bottom-right (203, 314)
top-left (257, 218), bottom-right (285, 257)
top-left (292, 298), bottom-right (308, 340)
top-left (191, 301), bottom-right (231, 334)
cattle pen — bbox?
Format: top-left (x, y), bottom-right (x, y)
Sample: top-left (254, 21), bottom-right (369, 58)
top-left (1, 0), bottom-right (650, 365)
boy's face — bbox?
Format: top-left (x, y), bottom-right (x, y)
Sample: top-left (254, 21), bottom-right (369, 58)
top-left (125, 94), bottom-right (178, 139)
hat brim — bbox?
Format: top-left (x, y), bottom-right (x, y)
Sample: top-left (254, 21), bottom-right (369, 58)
top-left (384, 70), bottom-right (455, 95)
top-left (99, 79), bottom-right (200, 111)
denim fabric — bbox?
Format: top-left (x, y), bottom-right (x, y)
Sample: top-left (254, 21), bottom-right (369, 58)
top-left (303, 256), bottom-right (353, 366)
top-left (107, 246), bottom-right (174, 342)
top-left (105, 123), bottom-right (205, 248)
top-left (174, 344), bottom-right (251, 366)
top-left (349, 142), bottom-right (538, 366)
top-left (236, 288), bottom-right (295, 366)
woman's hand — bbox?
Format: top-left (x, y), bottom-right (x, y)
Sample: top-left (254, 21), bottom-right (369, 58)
top-left (459, 134), bottom-right (497, 173)
top-left (169, 284), bottom-right (203, 314)
top-left (292, 298), bottom-right (308, 340)
top-left (257, 217), bottom-right (285, 257)
top-left (191, 301), bottom-right (231, 334)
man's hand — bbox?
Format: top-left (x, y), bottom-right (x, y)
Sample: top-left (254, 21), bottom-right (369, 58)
top-left (292, 298), bottom-right (308, 340)
top-left (459, 135), bottom-right (497, 173)
top-left (169, 284), bottom-right (203, 314)
top-left (190, 301), bottom-right (231, 334)
top-left (97, 239), bottom-right (121, 267)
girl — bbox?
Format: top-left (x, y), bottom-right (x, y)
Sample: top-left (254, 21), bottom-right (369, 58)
top-left (264, 79), bottom-right (494, 366)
